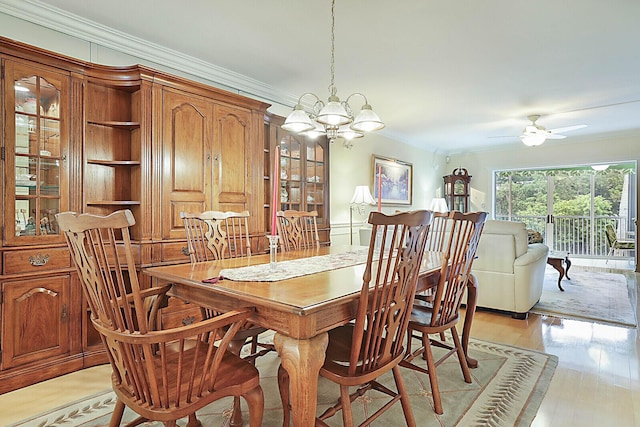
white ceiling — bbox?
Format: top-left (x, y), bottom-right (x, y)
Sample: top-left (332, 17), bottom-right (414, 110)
top-left (12, 0), bottom-right (640, 153)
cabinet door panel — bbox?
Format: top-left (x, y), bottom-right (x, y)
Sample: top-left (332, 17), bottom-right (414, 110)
top-left (3, 60), bottom-right (70, 246)
top-left (2, 275), bottom-right (70, 368)
top-left (212, 104), bottom-right (251, 211)
top-left (161, 89), bottom-right (212, 239)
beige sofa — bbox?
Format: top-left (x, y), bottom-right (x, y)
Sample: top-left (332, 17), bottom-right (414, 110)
top-left (471, 220), bottom-right (549, 318)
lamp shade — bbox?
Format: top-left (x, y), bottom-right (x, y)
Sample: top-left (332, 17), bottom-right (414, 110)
top-left (429, 198), bottom-right (449, 213)
top-left (351, 186), bottom-right (376, 205)
top-left (282, 105), bottom-right (315, 133)
top-left (316, 98), bottom-right (351, 126)
top-left (351, 104), bottom-right (385, 132)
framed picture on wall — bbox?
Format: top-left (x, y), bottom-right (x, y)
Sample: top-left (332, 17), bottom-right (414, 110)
top-left (372, 155), bottom-right (413, 205)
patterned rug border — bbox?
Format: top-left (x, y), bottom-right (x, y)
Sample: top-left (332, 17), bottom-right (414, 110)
top-left (8, 338), bottom-right (558, 427)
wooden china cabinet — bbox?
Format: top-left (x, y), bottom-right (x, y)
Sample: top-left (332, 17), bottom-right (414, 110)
top-left (443, 167), bottom-right (472, 212)
top-left (0, 36), bottom-right (269, 393)
top-left (264, 113), bottom-right (331, 245)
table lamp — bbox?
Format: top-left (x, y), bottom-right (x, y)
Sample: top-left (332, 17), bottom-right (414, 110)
top-left (350, 186), bottom-right (376, 244)
top-left (429, 198), bottom-right (449, 213)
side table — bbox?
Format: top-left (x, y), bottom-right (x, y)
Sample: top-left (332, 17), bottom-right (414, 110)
top-left (546, 251), bottom-right (571, 291)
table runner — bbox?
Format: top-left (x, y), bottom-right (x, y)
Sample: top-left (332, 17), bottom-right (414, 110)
top-left (219, 249), bottom-right (371, 282)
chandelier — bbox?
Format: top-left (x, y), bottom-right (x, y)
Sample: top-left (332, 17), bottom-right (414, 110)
top-left (281, 0), bottom-right (384, 147)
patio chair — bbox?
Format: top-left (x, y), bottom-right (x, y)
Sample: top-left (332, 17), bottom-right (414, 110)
top-left (401, 211), bottom-right (487, 415)
top-left (57, 209), bottom-right (264, 427)
top-left (278, 210), bottom-right (433, 427)
top-left (604, 223), bottom-right (635, 263)
top-left (276, 209), bottom-right (320, 251)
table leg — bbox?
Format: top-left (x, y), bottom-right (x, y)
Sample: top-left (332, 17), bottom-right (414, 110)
top-left (564, 256), bottom-right (572, 280)
top-left (464, 273), bottom-right (479, 369)
top-left (547, 258), bottom-right (566, 291)
top-left (274, 332), bottom-right (328, 427)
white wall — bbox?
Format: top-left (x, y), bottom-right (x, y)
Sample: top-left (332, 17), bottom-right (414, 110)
top-left (330, 133), bottom-right (445, 245)
top-left (446, 130), bottom-right (640, 217)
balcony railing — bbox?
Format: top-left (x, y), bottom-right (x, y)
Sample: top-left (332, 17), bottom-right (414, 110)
top-left (495, 215), bottom-right (636, 258)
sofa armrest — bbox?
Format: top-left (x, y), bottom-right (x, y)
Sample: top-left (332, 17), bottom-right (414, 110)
top-left (514, 243), bottom-right (549, 266)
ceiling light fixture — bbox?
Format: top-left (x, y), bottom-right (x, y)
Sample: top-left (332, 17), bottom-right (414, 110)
top-left (591, 164), bottom-right (609, 171)
top-left (281, 0), bottom-right (384, 148)
top-left (521, 133), bottom-right (547, 146)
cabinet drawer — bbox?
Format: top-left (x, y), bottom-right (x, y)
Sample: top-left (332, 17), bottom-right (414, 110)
top-left (3, 247), bottom-right (71, 275)
top-left (161, 242), bottom-right (191, 263)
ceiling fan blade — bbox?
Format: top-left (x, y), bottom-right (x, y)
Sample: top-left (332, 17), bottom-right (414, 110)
top-left (488, 135), bottom-right (518, 139)
top-left (549, 124), bottom-right (587, 134)
top-left (545, 133), bottom-right (567, 139)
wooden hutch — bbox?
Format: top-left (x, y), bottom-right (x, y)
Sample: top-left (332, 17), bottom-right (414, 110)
top-left (0, 36), bottom-right (331, 393)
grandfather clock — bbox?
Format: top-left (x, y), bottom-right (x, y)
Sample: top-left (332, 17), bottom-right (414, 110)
top-left (443, 168), bottom-right (471, 212)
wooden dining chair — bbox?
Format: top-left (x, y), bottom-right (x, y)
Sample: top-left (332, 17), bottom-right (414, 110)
top-left (57, 209), bottom-right (264, 427)
top-left (276, 209), bottom-right (320, 251)
top-left (182, 210), bottom-right (252, 261)
top-left (401, 211), bottom-right (487, 415)
top-left (278, 210), bottom-right (433, 427)
top-left (181, 210), bottom-right (274, 425)
top-left (425, 210), bottom-right (451, 252)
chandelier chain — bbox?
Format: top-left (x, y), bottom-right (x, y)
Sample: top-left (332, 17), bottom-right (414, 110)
top-left (328, 0), bottom-right (336, 97)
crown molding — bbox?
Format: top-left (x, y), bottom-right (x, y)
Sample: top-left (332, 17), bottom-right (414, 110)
top-left (0, 0), bottom-right (297, 108)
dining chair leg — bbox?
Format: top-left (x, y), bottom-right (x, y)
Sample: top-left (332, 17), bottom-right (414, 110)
top-left (424, 338), bottom-right (444, 415)
top-left (109, 399), bottom-right (126, 427)
top-left (228, 336), bottom-right (250, 426)
top-left (278, 364), bottom-right (291, 427)
top-left (244, 385), bottom-right (266, 427)
top-left (450, 327), bottom-right (472, 383)
top-left (186, 414), bottom-right (202, 427)
top-left (340, 384), bottom-right (355, 427)
top-left (392, 365), bottom-right (416, 427)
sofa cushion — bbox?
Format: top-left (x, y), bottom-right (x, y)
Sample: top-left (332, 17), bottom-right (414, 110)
top-left (481, 220), bottom-right (529, 257)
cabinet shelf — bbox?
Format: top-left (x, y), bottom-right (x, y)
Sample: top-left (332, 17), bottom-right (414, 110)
top-left (87, 159), bottom-right (141, 166)
top-left (87, 120), bottom-right (140, 130)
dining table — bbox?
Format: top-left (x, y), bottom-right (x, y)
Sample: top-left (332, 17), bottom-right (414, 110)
top-left (143, 244), bottom-right (479, 427)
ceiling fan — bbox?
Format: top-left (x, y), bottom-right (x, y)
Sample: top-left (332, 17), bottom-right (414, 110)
top-left (519, 115), bottom-right (587, 146)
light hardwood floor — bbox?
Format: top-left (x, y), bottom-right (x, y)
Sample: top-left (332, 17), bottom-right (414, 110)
top-left (1, 265), bottom-right (638, 426)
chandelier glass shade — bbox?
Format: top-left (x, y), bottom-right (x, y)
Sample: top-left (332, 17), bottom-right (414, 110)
top-left (282, 0), bottom-right (384, 146)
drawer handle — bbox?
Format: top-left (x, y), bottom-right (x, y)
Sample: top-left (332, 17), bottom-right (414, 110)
top-left (29, 253), bottom-right (50, 266)
top-left (181, 247), bottom-right (190, 256)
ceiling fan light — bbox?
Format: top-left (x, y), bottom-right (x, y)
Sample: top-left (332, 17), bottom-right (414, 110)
top-left (591, 164), bottom-right (609, 171)
top-left (282, 105), bottom-right (315, 133)
top-left (521, 134), bottom-right (546, 146)
top-left (351, 104), bottom-right (385, 132)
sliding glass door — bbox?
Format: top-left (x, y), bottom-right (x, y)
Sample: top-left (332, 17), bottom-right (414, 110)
top-left (495, 163), bottom-right (636, 259)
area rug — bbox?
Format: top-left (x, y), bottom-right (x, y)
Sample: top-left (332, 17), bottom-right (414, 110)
top-left (9, 337), bottom-right (557, 427)
top-left (531, 265), bottom-right (637, 327)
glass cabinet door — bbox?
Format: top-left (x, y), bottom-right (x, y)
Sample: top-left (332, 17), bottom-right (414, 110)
top-left (276, 132), bottom-right (328, 224)
top-left (4, 61), bottom-right (69, 244)
top-left (279, 134), bottom-right (302, 211)
top-left (304, 140), bottom-right (325, 221)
